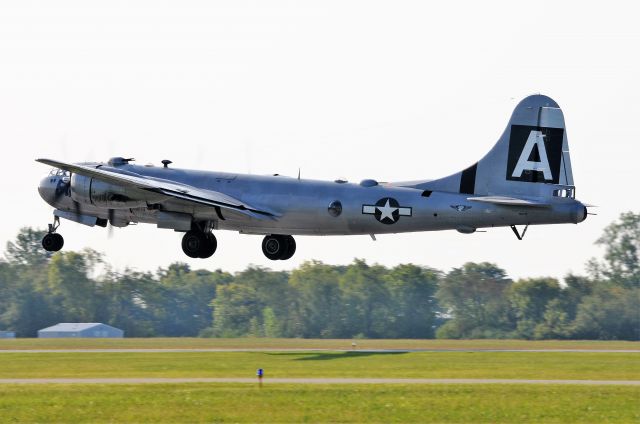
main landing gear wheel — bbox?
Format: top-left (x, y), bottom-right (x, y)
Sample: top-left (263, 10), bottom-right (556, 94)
top-left (280, 235), bottom-right (296, 260)
top-left (199, 233), bottom-right (217, 259)
top-left (262, 235), bottom-right (296, 261)
top-left (42, 233), bottom-right (64, 252)
top-left (181, 230), bottom-right (217, 259)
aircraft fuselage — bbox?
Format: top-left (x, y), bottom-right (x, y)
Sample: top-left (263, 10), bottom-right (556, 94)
top-left (35, 94), bottom-right (589, 260)
top-left (39, 164), bottom-right (586, 237)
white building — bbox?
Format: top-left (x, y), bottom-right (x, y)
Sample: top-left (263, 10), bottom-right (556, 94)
top-left (38, 323), bottom-right (124, 338)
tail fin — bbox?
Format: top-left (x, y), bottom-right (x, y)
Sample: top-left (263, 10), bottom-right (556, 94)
top-left (411, 95), bottom-right (574, 199)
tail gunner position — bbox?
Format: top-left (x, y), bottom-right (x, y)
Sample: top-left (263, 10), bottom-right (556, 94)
top-left (37, 95), bottom-right (588, 261)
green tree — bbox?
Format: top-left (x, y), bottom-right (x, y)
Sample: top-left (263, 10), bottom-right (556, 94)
top-left (0, 259), bottom-right (53, 337)
top-left (436, 262), bottom-right (513, 338)
top-left (1, 229), bottom-right (56, 336)
top-left (572, 286), bottom-right (640, 340)
top-left (509, 278), bottom-right (562, 339)
top-left (531, 274), bottom-right (596, 340)
top-left (532, 299), bottom-right (572, 339)
top-left (562, 274), bottom-right (595, 317)
top-left (211, 281), bottom-right (260, 337)
top-left (339, 260), bottom-right (391, 338)
top-left (209, 267), bottom-right (290, 337)
top-left (385, 264), bottom-right (440, 338)
top-left (4, 227), bottom-right (51, 266)
top-left (0, 260), bottom-right (15, 328)
top-left (46, 250), bottom-right (102, 322)
top-left (97, 269), bottom-right (158, 337)
top-left (262, 307), bottom-right (279, 337)
top-left (154, 263), bottom-right (230, 336)
top-left (288, 261), bottom-right (344, 338)
top-left (588, 211), bottom-right (640, 288)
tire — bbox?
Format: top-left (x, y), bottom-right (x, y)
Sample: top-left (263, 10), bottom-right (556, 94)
top-left (262, 235), bottom-right (289, 261)
top-left (51, 233), bottom-right (64, 251)
top-left (42, 233), bottom-right (64, 252)
top-left (198, 233), bottom-right (217, 259)
top-left (279, 235), bottom-right (296, 260)
top-left (181, 231), bottom-right (206, 258)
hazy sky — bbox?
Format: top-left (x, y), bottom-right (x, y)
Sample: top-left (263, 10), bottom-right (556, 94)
top-left (0, 1), bottom-right (638, 279)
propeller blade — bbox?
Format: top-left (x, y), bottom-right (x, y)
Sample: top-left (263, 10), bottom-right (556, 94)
top-left (72, 200), bottom-right (82, 216)
top-left (107, 209), bottom-right (115, 238)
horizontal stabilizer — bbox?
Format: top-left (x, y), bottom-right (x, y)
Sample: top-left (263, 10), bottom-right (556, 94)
top-left (467, 196), bottom-right (550, 207)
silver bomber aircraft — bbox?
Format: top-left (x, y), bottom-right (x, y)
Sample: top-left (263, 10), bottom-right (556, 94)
top-left (37, 95), bottom-right (588, 261)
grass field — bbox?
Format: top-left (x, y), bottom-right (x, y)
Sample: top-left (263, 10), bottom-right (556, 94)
top-left (0, 351), bottom-right (638, 380)
top-left (1, 337), bottom-right (639, 350)
top-left (1, 339), bottom-right (638, 423)
top-left (0, 383), bottom-right (638, 423)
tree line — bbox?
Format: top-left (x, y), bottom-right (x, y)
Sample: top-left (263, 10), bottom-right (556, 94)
top-left (0, 212), bottom-right (638, 340)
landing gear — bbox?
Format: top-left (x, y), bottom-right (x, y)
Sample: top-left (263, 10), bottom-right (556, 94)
top-left (42, 216), bottom-right (64, 252)
top-left (42, 233), bottom-right (64, 252)
top-left (199, 233), bottom-right (217, 259)
top-left (181, 230), bottom-right (217, 259)
top-left (262, 234), bottom-right (296, 260)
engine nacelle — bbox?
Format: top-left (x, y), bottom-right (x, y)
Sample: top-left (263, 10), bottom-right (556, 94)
top-left (70, 174), bottom-right (153, 209)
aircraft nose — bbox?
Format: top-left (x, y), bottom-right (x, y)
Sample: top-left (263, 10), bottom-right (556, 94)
top-left (38, 176), bottom-right (57, 205)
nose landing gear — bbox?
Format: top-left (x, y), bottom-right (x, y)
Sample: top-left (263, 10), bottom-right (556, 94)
top-left (42, 216), bottom-right (64, 252)
top-left (262, 234), bottom-right (296, 260)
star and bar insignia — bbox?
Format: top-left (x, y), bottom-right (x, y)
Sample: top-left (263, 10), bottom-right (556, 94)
top-left (362, 197), bottom-right (412, 225)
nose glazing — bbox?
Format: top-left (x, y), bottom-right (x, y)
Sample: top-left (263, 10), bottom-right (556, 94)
top-left (38, 176), bottom-right (57, 205)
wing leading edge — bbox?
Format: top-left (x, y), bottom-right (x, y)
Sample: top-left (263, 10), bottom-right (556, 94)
top-left (36, 158), bottom-right (279, 220)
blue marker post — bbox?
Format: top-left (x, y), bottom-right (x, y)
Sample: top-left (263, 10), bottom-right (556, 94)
top-left (257, 368), bottom-right (264, 387)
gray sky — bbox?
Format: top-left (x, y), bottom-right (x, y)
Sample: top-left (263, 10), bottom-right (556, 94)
top-left (0, 1), bottom-right (638, 279)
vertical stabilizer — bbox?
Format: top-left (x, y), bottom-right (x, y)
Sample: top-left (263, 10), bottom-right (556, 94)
top-left (408, 95), bottom-right (574, 199)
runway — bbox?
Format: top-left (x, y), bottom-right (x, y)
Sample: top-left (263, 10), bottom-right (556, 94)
top-left (0, 377), bottom-right (637, 385)
top-left (1, 348), bottom-right (638, 353)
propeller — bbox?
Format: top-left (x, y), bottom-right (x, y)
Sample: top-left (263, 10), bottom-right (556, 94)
top-left (108, 209), bottom-right (115, 238)
top-left (52, 170), bottom-right (116, 236)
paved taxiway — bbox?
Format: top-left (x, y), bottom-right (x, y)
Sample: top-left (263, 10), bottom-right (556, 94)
top-left (0, 377), bottom-right (637, 385)
top-left (1, 348), bottom-right (638, 353)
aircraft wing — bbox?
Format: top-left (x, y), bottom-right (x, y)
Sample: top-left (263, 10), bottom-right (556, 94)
top-left (36, 158), bottom-right (278, 220)
top-left (466, 196), bottom-right (550, 207)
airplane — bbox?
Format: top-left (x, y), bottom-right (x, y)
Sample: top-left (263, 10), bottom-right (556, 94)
top-left (36, 94), bottom-right (588, 261)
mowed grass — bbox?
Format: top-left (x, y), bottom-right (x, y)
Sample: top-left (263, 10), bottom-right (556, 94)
top-left (1, 337), bottom-right (638, 350)
top-left (0, 351), bottom-right (638, 380)
top-left (1, 344), bottom-right (637, 423)
top-left (0, 383), bottom-right (638, 423)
